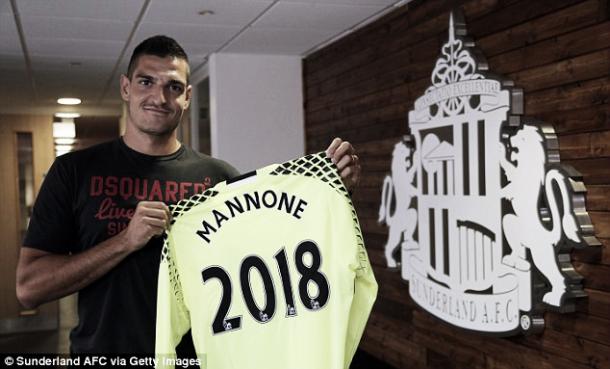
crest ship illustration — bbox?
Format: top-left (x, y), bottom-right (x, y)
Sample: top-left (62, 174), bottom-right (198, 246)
top-left (378, 11), bottom-right (599, 336)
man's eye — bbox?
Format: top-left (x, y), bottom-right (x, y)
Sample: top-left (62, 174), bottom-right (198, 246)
top-left (139, 79), bottom-right (152, 86)
top-left (170, 85), bottom-right (184, 93)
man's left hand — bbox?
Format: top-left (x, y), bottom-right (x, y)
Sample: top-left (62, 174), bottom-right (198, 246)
top-left (326, 137), bottom-right (361, 193)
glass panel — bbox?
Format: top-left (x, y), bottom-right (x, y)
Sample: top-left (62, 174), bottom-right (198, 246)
top-left (17, 132), bottom-right (34, 245)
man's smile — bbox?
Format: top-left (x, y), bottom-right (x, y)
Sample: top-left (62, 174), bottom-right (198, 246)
top-left (143, 106), bottom-right (172, 115)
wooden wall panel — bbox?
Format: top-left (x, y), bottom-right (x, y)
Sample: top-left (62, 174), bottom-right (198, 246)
top-left (303, 0), bottom-right (610, 368)
top-left (0, 114), bottom-right (56, 322)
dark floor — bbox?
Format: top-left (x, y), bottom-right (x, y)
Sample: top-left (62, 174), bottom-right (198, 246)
top-left (0, 330), bottom-right (58, 353)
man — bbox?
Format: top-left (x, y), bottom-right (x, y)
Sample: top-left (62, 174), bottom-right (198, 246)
top-left (15, 36), bottom-right (361, 355)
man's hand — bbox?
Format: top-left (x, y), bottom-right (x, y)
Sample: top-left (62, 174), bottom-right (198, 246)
top-left (121, 201), bottom-right (171, 251)
top-left (326, 137), bottom-right (361, 193)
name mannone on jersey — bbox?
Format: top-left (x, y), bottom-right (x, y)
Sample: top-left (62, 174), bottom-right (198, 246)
top-left (155, 152), bottom-right (378, 369)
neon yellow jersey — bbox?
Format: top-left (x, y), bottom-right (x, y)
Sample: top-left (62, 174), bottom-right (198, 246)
top-left (155, 152), bottom-right (377, 369)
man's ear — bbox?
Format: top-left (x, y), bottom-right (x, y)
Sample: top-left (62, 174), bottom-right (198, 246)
top-left (119, 74), bottom-right (130, 102)
top-left (183, 84), bottom-right (192, 110)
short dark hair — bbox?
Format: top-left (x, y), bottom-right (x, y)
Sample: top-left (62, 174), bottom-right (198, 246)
top-left (126, 35), bottom-right (190, 81)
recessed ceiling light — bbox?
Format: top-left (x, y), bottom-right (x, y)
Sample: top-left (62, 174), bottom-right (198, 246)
top-left (57, 97), bottom-right (81, 105)
top-left (55, 112), bottom-right (81, 119)
top-left (198, 9), bottom-right (215, 16)
top-left (53, 122), bottom-right (76, 138)
top-left (55, 138), bottom-right (76, 145)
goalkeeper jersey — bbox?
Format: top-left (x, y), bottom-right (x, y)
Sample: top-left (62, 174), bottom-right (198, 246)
top-left (155, 152), bottom-right (377, 369)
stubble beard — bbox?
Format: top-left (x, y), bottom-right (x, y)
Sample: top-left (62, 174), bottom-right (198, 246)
top-left (138, 119), bottom-right (181, 137)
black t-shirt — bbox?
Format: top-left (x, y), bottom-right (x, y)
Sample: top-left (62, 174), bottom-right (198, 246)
top-left (23, 138), bottom-right (239, 354)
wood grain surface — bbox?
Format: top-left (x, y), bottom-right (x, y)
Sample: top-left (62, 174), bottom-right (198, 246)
top-left (304, 1), bottom-right (610, 368)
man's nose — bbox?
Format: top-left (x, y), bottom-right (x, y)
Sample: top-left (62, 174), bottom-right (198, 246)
top-left (150, 85), bottom-right (168, 105)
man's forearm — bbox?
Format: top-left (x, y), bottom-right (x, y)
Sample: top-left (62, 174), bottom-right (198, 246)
top-left (17, 201), bottom-right (170, 308)
top-left (17, 230), bottom-right (135, 309)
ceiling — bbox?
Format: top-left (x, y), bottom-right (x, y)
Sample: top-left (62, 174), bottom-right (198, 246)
top-left (0, 0), bottom-right (406, 117)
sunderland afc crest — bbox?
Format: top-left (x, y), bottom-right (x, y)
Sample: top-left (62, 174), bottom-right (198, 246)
top-left (378, 11), bottom-right (599, 335)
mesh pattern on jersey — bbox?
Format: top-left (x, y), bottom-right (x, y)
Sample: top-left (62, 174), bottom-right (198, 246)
top-left (169, 189), bottom-right (220, 226)
top-left (160, 233), bottom-right (185, 306)
top-left (270, 152), bottom-right (369, 275)
top-left (270, 152), bottom-right (350, 200)
top-left (160, 189), bottom-right (219, 305)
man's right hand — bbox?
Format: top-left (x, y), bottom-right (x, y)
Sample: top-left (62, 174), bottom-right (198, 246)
top-left (122, 201), bottom-right (171, 252)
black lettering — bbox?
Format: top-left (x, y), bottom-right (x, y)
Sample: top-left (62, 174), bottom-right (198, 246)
top-left (262, 190), bottom-right (277, 208)
top-left (244, 192), bottom-right (261, 211)
top-left (197, 221), bottom-right (217, 243)
top-left (213, 210), bottom-right (229, 228)
top-left (293, 199), bottom-right (308, 219)
top-left (225, 197), bottom-right (245, 218)
top-left (278, 192), bottom-right (296, 214)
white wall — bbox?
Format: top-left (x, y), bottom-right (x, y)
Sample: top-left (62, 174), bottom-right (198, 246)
top-left (209, 53), bottom-right (305, 173)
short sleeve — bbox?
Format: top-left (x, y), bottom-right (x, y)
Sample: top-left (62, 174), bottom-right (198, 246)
top-left (23, 156), bottom-right (78, 254)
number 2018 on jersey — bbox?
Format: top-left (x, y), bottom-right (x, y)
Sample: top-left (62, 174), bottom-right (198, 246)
top-left (201, 240), bottom-right (330, 334)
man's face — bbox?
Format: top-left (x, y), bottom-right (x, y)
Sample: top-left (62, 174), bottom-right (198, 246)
top-left (120, 54), bottom-right (191, 137)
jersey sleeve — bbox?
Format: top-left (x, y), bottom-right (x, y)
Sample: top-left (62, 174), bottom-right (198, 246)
top-left (344, 197), bottom-right (378, 368)
top-left (23, 156), bottom-right (78, 253)
top-left (155, 232), bottom-right (192, 368)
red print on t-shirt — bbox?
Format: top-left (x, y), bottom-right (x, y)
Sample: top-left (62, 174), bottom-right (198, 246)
top-left (89, 175), bottom-right (212, 236)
